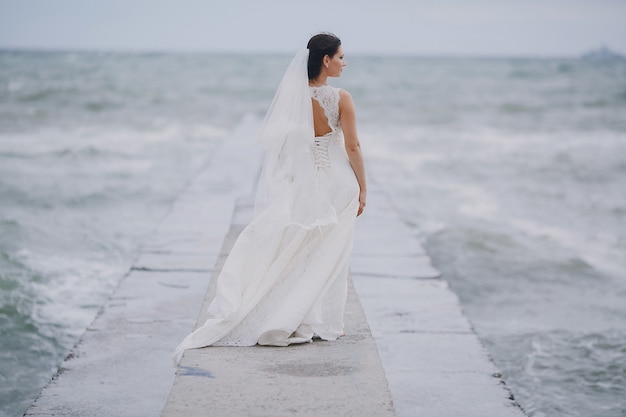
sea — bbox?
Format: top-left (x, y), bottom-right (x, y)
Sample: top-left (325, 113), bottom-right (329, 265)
top-left (1, 50), bottom-right (625, 417)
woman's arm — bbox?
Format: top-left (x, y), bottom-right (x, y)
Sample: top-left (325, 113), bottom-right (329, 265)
top-left (339, 89), bottom-right (367, 216)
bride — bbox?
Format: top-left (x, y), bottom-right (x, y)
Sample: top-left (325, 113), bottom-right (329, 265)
top-left (174, 33), bottom-right (366, 362)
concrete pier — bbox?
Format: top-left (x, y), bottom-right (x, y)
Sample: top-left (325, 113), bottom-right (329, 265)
top-left (161, 227), bottom-right (395, 417)
top-left (351, 188), bottom-right (524, 417)
top-left (26, 118), bottom-right (525, 417)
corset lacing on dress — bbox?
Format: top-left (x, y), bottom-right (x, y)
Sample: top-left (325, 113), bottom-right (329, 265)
top-left (312, 135), bottom-right (332, 169)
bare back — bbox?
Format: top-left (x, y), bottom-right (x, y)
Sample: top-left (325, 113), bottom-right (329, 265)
top-left (310, 85), bottom-right (341, 137)
top-left (312, 99), bottom-right (333, 136)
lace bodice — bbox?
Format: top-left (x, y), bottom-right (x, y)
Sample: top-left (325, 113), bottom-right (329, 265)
top-left (309, 85), bottom-right (342, 169)
top-left (310, 85), bottom-right (341, 130)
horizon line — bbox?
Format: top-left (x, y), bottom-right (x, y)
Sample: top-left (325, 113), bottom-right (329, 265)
top-left (1, 44), bottom-right (617, 60)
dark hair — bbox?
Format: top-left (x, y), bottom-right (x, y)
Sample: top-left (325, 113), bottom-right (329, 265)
top-left (307, 33), bottom-right (341, 80)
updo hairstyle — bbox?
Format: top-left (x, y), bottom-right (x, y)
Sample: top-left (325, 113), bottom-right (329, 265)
top-left (306, 33), bottom-right (342, 81)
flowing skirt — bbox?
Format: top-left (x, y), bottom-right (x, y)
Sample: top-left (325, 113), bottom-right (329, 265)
top-left (174, 133), bottom-right (359, 360)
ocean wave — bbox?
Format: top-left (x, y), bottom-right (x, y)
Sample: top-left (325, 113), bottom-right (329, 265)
top-left (16, 86), bottom-right (81, 103)
top-left (0, 145), bottom-right (133, 161)
top-left (508, 69), bottom-right (539, 79)
top-left (499, 102), bottom-right (543, 114)
top-left (484, 330), bottom-right (626, 417)
top-left (0, 245), bottom-right (119, 417)
top-left (556, 63), bottom-right (575, 73)
top-left (83, 99), bottom-right (122, 112)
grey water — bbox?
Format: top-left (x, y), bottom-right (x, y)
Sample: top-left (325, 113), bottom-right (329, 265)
top-left (1, 50), bottom-right (625, 416)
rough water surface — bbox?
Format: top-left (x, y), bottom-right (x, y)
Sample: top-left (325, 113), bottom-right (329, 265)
top-left (1, 50), bottom-right (625, 417)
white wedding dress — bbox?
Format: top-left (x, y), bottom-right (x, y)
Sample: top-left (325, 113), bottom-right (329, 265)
top-left (174, 51), bottom-right (359, 361)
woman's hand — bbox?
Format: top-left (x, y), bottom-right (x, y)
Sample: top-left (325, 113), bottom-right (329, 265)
top-left (339, 89), bottom-right (367, 218)
top-left (357, 190), bottom-right (367, 216)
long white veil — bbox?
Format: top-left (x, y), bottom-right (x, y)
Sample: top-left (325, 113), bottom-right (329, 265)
top-left (254, 49), bottom-right (338, 230)
top-left (172, 50), bottom-right (343, 364)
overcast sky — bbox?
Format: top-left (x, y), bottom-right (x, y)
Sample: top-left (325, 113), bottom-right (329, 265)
top-left (1, 0), bottom-right (625, 56)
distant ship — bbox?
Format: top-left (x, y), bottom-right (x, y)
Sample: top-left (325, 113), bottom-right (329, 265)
top-left (581, 46), bottom-right (625, 61)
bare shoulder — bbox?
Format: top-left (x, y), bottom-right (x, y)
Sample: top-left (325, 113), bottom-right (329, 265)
top-left (338, 88), bottom-right (355, 111)
top-left (338, 88), bottom-right (353, 101)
